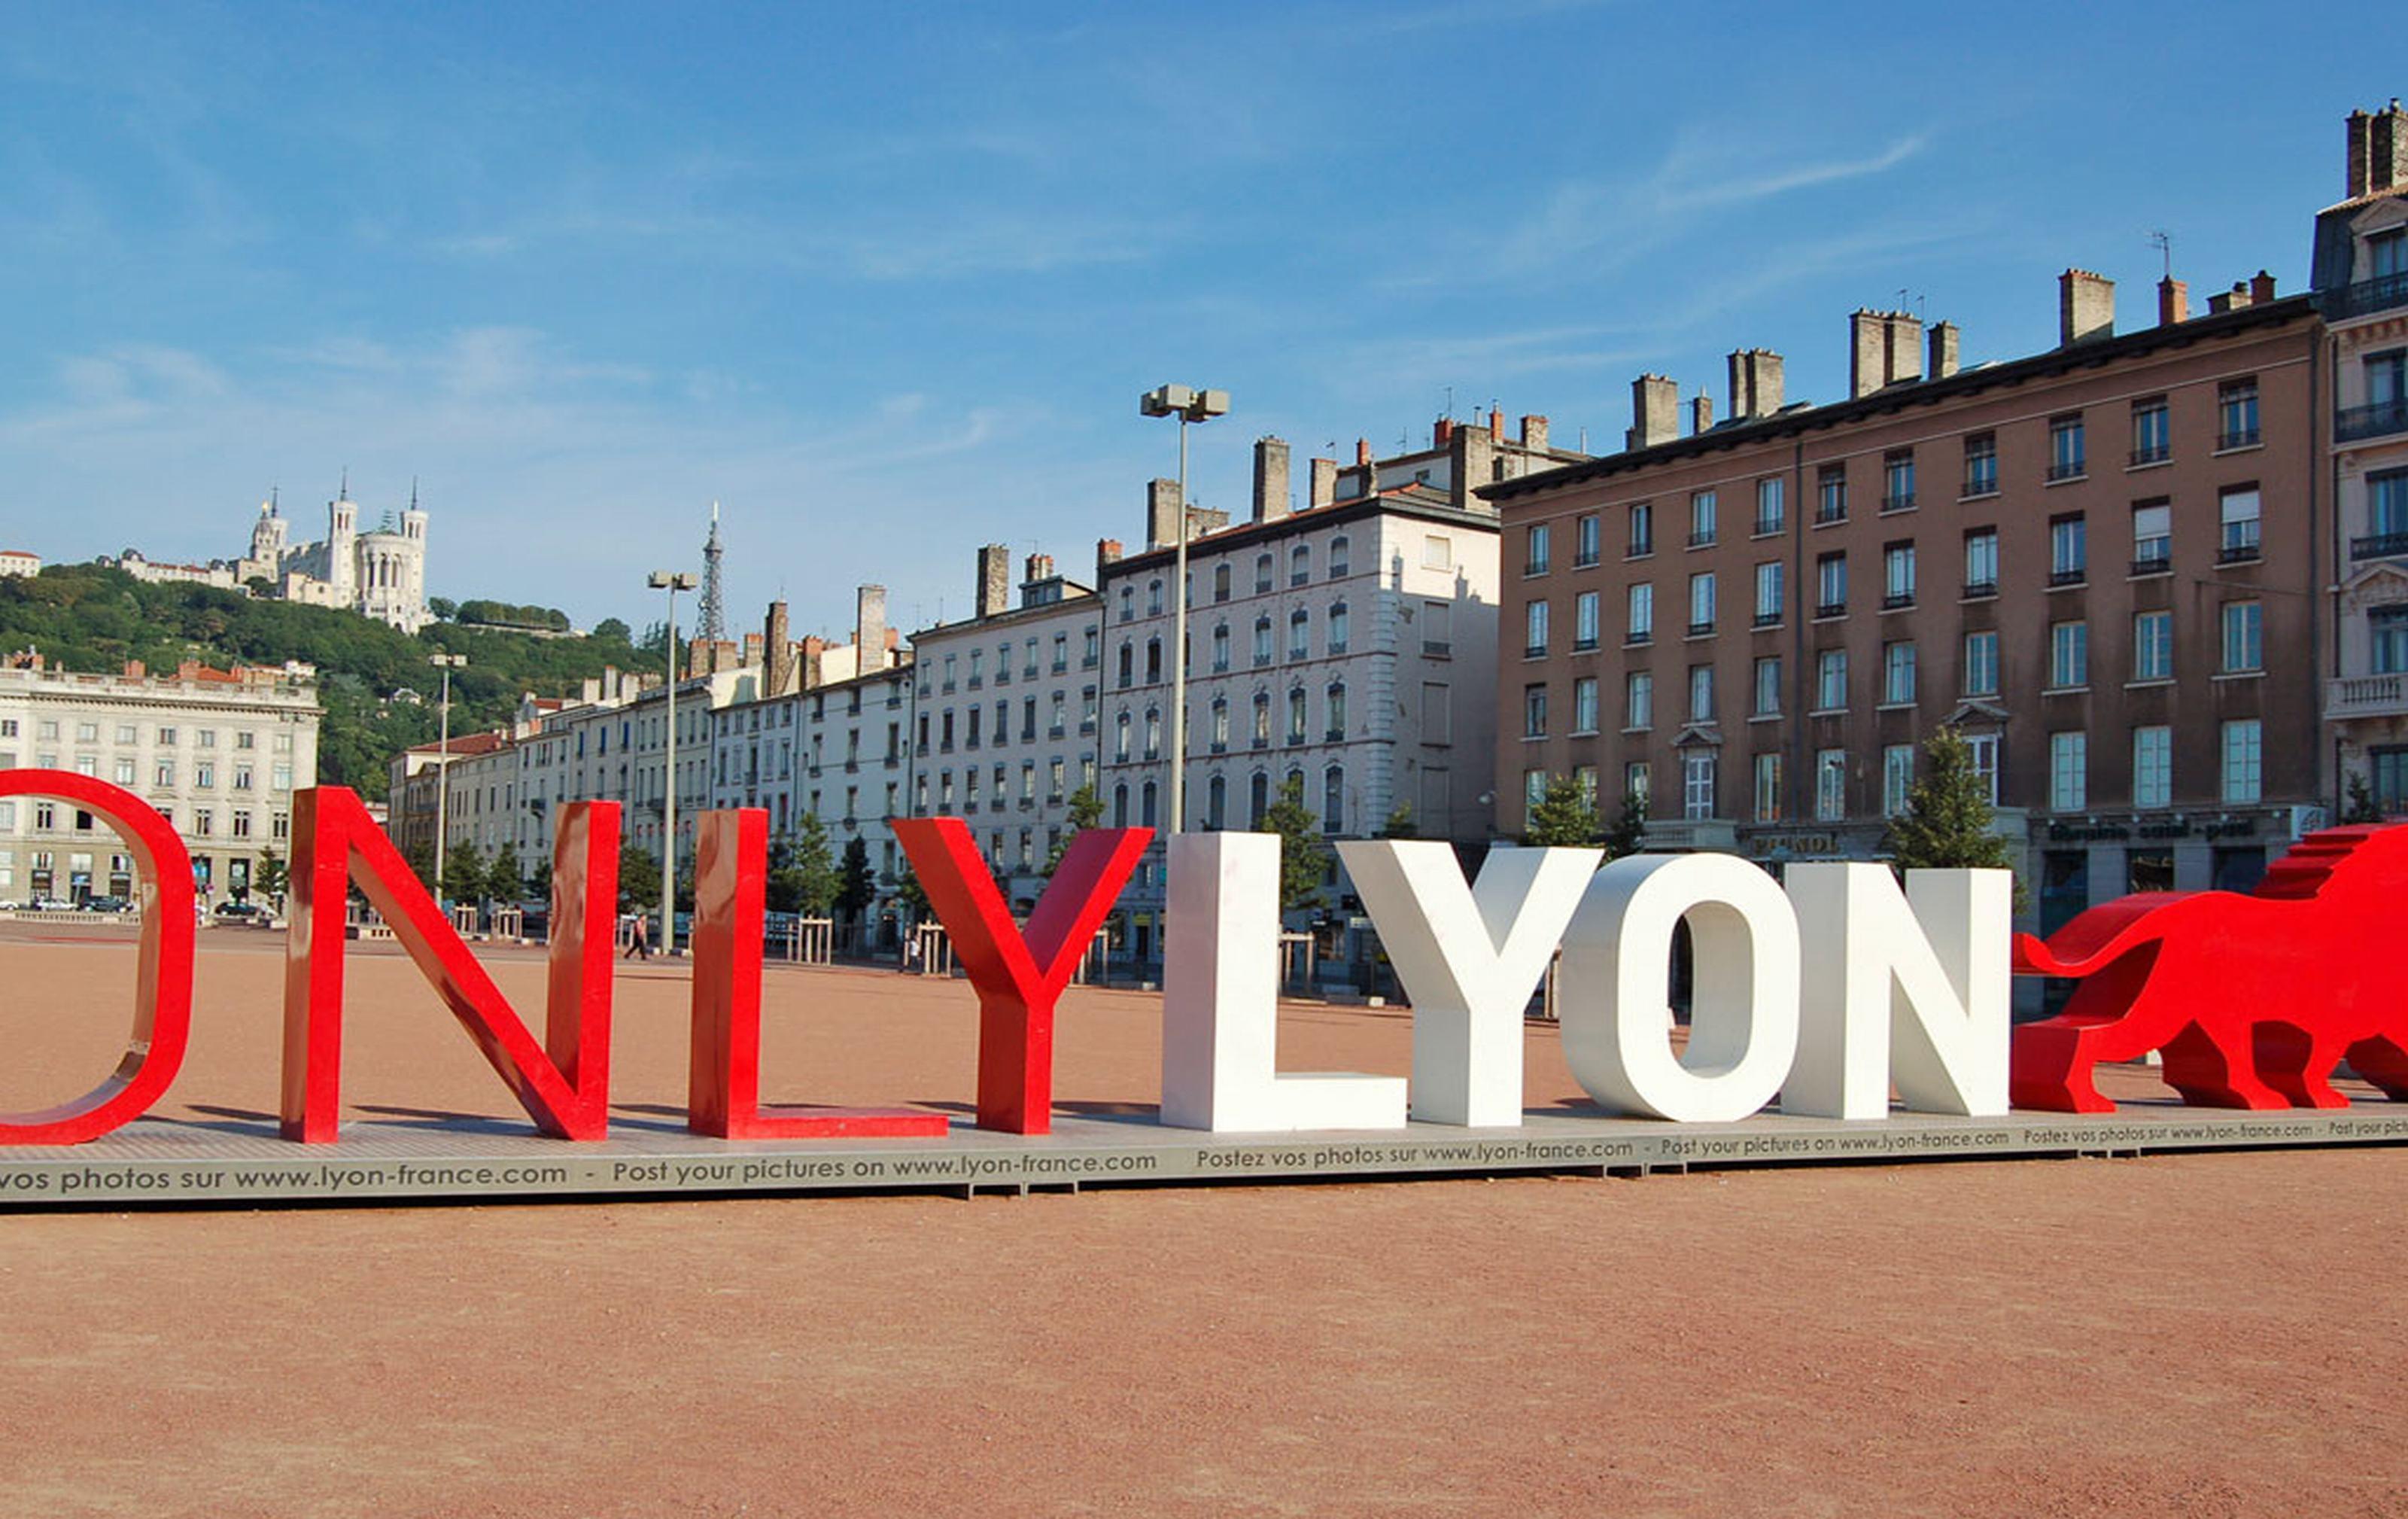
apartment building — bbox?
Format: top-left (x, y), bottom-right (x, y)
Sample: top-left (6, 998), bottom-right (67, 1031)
top-left (1490, 271), bottom-right (2322, 933)
top-left (904, 546), bottom-right (1103, 911)
top-left (1096, 417), bottom-right (1567, 960)
top-left (2319, 98), bottom-right (2408, 805)
top-left (0, 656), bottom-right (321, 903)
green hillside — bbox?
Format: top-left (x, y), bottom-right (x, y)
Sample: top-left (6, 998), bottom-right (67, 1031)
top-left (0, 565), bottom-right (655, 799)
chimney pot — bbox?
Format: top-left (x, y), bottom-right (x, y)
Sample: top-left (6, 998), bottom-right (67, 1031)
top-left (1519, 414), bottom-right (1550, 452)
top-left (1488, 406), bottom-right (1503, 440)
top-left (1627, 374), bottom-right (1679, 449)
top-left (1433, 417), bottom-right (1455, 448)
top-left (2157, 277), bottom-right (2189, 326)
top-left (2058, 269), bottom-right (2115, 346)
top-left (1355, 438), bottom-right (1372, 467)
top-left (1096, 537), bottom-right (1123, 579)
top-left (2248, 269), bottom-right (2277, 304)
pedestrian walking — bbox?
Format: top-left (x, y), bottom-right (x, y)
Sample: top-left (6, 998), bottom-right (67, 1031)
top-left (623, 911), bottom-right (652, 960)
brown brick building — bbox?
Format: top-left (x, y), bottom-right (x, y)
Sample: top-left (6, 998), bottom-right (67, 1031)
top-left (1485, 272), bottom-right (2323, 933)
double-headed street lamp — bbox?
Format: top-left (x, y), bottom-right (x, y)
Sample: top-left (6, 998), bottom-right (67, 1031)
top-left (1140, 383), bottom-right (1230, 836)
top-left (646, 570), bottom-right (698, 954)
top-left (429, 653), bottom-right (467, 901)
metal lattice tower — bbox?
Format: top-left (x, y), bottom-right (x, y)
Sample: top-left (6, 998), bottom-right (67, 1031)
top-left (698, 501), bottom-right (726, 643)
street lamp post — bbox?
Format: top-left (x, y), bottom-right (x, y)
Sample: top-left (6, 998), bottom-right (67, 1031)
top-left (429, 653), bottom-right (467, 901)
top-left (646, 570), bottom-right (699, 954)
top-left (1140, 383), bottom-right (1230, 836)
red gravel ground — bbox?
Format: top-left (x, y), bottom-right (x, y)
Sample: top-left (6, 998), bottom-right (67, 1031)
top-left (2, 921), bottom-right (2404, 1517)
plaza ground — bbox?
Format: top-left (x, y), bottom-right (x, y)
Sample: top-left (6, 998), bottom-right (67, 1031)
top-left (1, 919), bottom-right (2402, 1517)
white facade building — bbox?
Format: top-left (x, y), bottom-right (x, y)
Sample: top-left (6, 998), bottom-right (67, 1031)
top-left (905, 546), bottom-right (1104, 910)
top-left (0, 657), bottom-right (321, 904)
top-left (240, 489), bottom-right (433, 635)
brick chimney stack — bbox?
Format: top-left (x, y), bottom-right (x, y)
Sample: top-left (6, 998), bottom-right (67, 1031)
top-left (1096, 537), bottom-right (1123, 580)
top-left (1251, 436), bottom-right (1291, 524)
top-left (1355, 438), bottom-right (1372, 467)
top-left (1309, 457), bottom-right (1338, 509)
top-left (1726, 349), bottom-right (1785, 420)
top-left (855, 585), bottom-right (888, 674)
top-left (1146, 478), bottom-right (1182, 550)
top-left (764, 601), bottom-right (792, 694)
top-left (974, 544), bottom-right (1011, 619)
top-left (1849, 312), bottom-right (1884, 397)
top-left (1627, 374), bottom-right (1678, 449)
top-left (2059, 269), bottom-right (2115, 346)
top-left (1519, 415), bottom-right (1550, 452)
top-left (2157, 278), bottom-right (2189, 327)
top-left (2248, 269), bottom-right (2277, 304)
top-left (1433, 418), bottom-right (1455, 448)
top-left (1689, 392), bottom-right (1714, 436)
top-left (1926, 322), bottom-right (1960, 379)
top-left (2378, 99), bottom-right (2408, 193)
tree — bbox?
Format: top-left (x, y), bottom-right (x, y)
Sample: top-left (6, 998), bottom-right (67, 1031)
top-left (835, 836), bottom-right (877, 922)
top-left (2343, 772), bottom-right (2382, 824)
top-left (487, 841), bottom-right (528, 903)
top-left (1044, 783), bottom-right (1105, 874)
top-left (1602, 787), bottom-right (1649, 860)
top-left (440, 839), bottom-right (488, 904)
top-left (1884, 726), bottom-right (2018, 881)
top-left (616, 842), bottom-right (662, 912)
top-left (1257, 775), bottom-right (1329, 913)
top-left (428, 596), bottom-right (458, 622)
top-left (1376, 802), bottom-right (1418, 839)
top-left (890, 862), bottom-right (930, 922)
top-left (1523, 775), bottom-right (1601, 848)
top-left (402, 837), bottom-right (437, 889)
top-left (255, 845), bottom-right (289, 906)
top-left (766, 817), bottom-right (839, 915)
top-left (591, 616), bottom-right (632, 644)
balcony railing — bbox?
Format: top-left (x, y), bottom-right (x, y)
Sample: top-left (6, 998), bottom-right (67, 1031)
top-left (1880, 492), bottom-right (1916, 513)
top-left (2328, 673), bottom-right (2408, 720)
top-left (1421, 639), bottom-right (1452, 657)
top-left (2129, 444), bottom-right (2170, 467)
top-left (1687, 531), bottom-right (1716, 548)
top-left (1960, 476), bottom-right (1999, 500)
top-left (1880, 591), bottom-right (1915, 610)
top-left (2337, 398), bottom-right (2408, 444)
top-left (1814, 504), bottom-right (1847, 525)
top-left (1686, 620), bottom-right (1715, 638)
top-left (1963, 577), bottom-right (1997, 599)
top-left (2048, 567), bottom-right (2087, 588)
top-left (1625, 629), bottom-right (1653, 646)
top-left (2217, 540), bottom-right (2264, 565)
top-left (1752, 610), bottom-right (1781, 629)
top-left (2216, 427), bottom-right (2261, 451)
top-left (2130, 553), bottom-right (2172, 577)
top-left (2318, 270), bottom-right (2408, 321)
top-left (1524, 643), bottom-right (1548, 659)
top-left (2352, 530), bottom-right (2408, 562)
top-left (1814, 601), bottom-right (1847, 619)
top-left (2045, 458), bottom-right (2086, 482)
top-left (1753, 516), bottom-right (1782, 537)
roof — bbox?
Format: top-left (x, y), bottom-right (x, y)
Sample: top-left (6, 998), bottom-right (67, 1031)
top-left (1481, 293), bottom-right (2320, 504)
top-left (1099, 485), bottom-right (1495, 580)
top-left (409, 730), bottom-right (510, 758)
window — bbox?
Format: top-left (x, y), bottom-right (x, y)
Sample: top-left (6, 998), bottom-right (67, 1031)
top-left (1687, 572), bottom-right (1716, 634)
top-left (1212, 563), bottom-right (1231, 602)
top-left (1523, 683), bottom-right (1549, 738)
top-left (1882, 745), bottom-right (1915, 817)
top-left (1525, 599), bottom-right (1550, 657)
top-left (1114, 712), bottom-right (1131, 762)
top-left (1815, 553), bottom-right (1847, 616)
top-left (1815, 648), bottom-right (1847, 711)
top-left (1752, 656), bottom-right (1781, 717)
top-left (1145, 638), bottom-right (1162, 683)
top-left (1253, 616), bottom-right (1273, 666)
top-left (1329, 535), bottom-right (1351, 578)
top-left (2122, 609), bottom-right (2174, 683)
top-left (1525, 524), bottom-right (1552, 576)
top-left (1290, 544), bottom-right (1311, 586)
top-left (1753, 753), bottom-right (1783, 822)
top-left (2131, 501), bottom-right (2171, 571)
top-left (1688, 664), bottom-right (1713, 722)
top-left (2218, 379), bottom-right (2260, 449)
top-left (1575, 514), bottom-right (1601, 568)
top-left (1755, 477), bottom-right (1785, 535)
top-left (1625, 670), bottom-right (1655, 731)
top-left (2050, 732), bottom-right (2087, 811)
top-left (1249, 772), bottom-right (1269, 826)
top-left (1627, 583), bottom-right (1653, 642)
top-left (2371, 469), bottom-right (2408, 542)
top-left (1572, 677), bottom-right (1599, 734)
top-left (2221, 720), bottom-right (2263, 802)
top-left (1327, 601), bottom-right (1350, 654)
top-left (1255, 553), bottom-right (1275, 592)
top-left (1882, 543), bottom-right (1916, 607)
top-left (1209, 697), bottom-right (1230, 750)
top-left (1252, 693), bottom-right (1272, 746)
top-left (2118, 399), bottom-right (2168, 473)
top-left (1682, 753), bottom-right (1716, 820)
top-left (1625, 762), bottom-right (1651, 808)
top-left (2219, 486), bottom-right (2262, 562)
top-left (2050, 515), bottom-right (2087, 584)
top-left (1524, 769), bottom-right (1549, 820)
top-left (1882, 449), bottom-right (1916, 511)
top-left (1963, 433), bottom-right (1998, 498)
top-left (1628, 502), bottom-right (1653, 557)
top-left (2048, 414), bottom-right (2085, 480)
top-left (1212, 623), bottom-right (1230, 672)
top-left (2221, 601), bottom-right (2263, 672)
top-left (2373, 606), bottom-right (2408, 675)
top-left (1422, 681), bottom-right (1451, 742)
top-left (1323, 766), bottom-right (1345, 833)
top-left (1287, 687), bottom-right (1307, 742)
top-left (1881, 641), bottom-right (1917, 705)
top-left (1147, 579), bottom-right (1164, 616)
top-left (1814, 749), bottom-right (1847, 821)
top-left (2133, 726), bottom-right (2172, 809)
top-left (1753, 562), bottom-right (1783, 625)
top-left (2049, 620), bottom-right (2088, 688)
top-left (1142, 708), bottom-right (1160, 758)
top-left (1966, 733), bottom-right (2001, 803)
top-left (1817, 464), bottom-right (1847, 524)
top-left (1689, 491), bottom-right (1717, 547)
top-left (1205, 775), bottom-right (1227, 829)
top-left (1964, 528), bottom-right (1999, 595)
top-left (1290, 608), bottom-right (1311, 660)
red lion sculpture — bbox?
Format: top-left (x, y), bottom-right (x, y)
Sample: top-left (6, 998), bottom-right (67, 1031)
top-left (2011, 823), bottom-right (2408, 1112)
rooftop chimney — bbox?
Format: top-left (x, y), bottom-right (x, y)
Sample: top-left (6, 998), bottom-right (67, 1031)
top-left (1023, 552), bottom-right (1054, 584)
top-left (1628, 374), bottom-right (1679, 449)
top-left (1726, 349), bottom-right (1785, 420)
top-left (1147, 477), bottom-right (1182, 550)
top-left (2157, 278), bottom-right (2189, 327)
top-left (1849, 311), bottom-right (1885, 397)
top-left (2248, 269), bottom-right (2277, 304)
top-left (2209, 281), bottom-right (2253, 315)
top-left (1096, 538), bottom-right (1123, 580)
top-left (1926, 321), bottom-right (1960, 379)
top-left (1355, 438), bottom-right (1373, 467)
top-left (1519, 414), bottom-right (1550, 452)
top-left (1488, 406), bottom-right (1503, 440)
top-left (1433, 417), bottom-right (1455, 448)
top-left (2377, 99), bottom-right (2408, 194)
top-left (1689, 392), bottom-right (1714, 436)
top-left (1882, 312), bottom-right (1923, 385)
top-left (765, 601), bottom-right (793, 694)
top-left (1309, 457), bottom-right (1338, 509)
top-left (974, 543), bottom-right (1011, 619)
top-left (1251, 436), bottom-right (1291, 524)
top-left (855, 585), bottom-right (888, 674)
top-left (2059, 269), bottom-right (2115, 346)
top-left (2349, 107), bottom-right (2373, 199)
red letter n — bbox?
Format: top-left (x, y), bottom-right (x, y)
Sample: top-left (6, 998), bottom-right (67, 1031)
top-left (281, 787), bottom-right (618, 1143)
top-left (892, 817), bottom-right (1149, 1134)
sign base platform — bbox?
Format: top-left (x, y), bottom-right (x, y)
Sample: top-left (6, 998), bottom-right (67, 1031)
top-left (5, 1101), bottom-right (2406, 1209)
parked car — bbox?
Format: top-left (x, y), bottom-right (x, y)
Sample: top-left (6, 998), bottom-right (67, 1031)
top-left (82, 896), bottom-right (134, 913)
top-left (23, 896), bottom-right (77, 912)
top-left (213, 900), bottom-right (274, 922)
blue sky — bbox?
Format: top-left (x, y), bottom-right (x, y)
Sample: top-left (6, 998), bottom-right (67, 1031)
top-left (2, 0), bottom-right (2394, 643)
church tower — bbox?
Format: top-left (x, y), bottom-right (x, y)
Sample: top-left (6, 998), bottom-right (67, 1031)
top-left (327, 476), bottom-right (358, 603)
